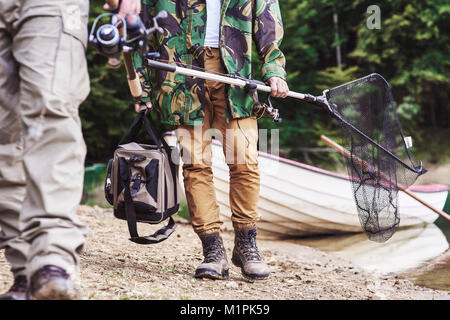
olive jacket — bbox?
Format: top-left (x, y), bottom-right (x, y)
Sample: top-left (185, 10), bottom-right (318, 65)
top-left (135, 0), bottom-right (286, 125)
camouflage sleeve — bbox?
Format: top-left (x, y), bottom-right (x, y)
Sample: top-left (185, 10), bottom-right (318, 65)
top-left (133, 0), bottom-right (158, 103)
top-left (253, 0), bottom-right (287, 82)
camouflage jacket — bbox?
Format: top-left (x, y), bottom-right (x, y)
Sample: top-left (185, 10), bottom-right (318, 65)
top-left (135, 0), bottom-right (286, 126)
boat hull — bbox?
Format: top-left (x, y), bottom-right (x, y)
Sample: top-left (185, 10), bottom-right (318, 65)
top-left (166, 135), bottom-right (449, 239)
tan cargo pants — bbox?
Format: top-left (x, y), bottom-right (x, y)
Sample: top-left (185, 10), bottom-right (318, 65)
top-left (0, 0), bottom-right (89, 278)
top-left (177, 47), bottom-right (261, 234)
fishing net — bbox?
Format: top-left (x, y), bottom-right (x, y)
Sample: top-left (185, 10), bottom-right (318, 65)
top-left (326, 73), bottom-right (426, 242)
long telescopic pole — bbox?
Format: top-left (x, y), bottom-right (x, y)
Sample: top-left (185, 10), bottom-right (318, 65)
top-left (146, 59), bottom-right (308, 101)
top-left (147, 56), bottom-right (443, 220)
top-left (146, 60), bottom-right (426, 175)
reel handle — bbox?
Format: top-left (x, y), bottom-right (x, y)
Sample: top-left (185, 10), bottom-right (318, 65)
top-left (252, 103), bottom-right (282, 123)
top-left (147, 10), bottom-right (168, 35)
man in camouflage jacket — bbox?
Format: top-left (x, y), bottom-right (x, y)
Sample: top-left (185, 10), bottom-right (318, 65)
top-left (135, 0), bottom-right (288, 280)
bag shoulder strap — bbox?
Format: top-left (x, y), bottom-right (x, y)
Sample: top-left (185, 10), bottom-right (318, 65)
top-left (118, 112), bottom-right (162, 150)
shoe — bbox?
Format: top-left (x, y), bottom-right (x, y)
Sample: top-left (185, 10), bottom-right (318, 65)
top-left (0, 275), bottom-right (28, 300)
top-left (28, 265), bottom-right (81, 300)
top-left (231, 225), bottom-right (270, 280)
top-left (194, 232), bottom-right (229, 280)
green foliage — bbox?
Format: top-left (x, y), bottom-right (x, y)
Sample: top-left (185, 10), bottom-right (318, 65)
top-left (349, 0), bottom-right (450, 132)
top-left (315, 66), bottom-right (360, 92)
top-left (258, 0), bottom-right (449, 164)
top-left (176, 200), bottom-right (190, 221)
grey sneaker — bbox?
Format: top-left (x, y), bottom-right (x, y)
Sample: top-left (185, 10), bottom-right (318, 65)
top-left (28, 265), bottom-right (81, 300)
top-left (195, 232), bottom-right (229, 280)
top-left (0, 275), bottom-right (28, 300)
top-left (231, 225), bottom-right (270, 280)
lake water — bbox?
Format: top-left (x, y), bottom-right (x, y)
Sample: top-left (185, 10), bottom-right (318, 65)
top-left (412, 218), bottom-right (450, 291)
top-left (289, 217), bottom-right (450, 291)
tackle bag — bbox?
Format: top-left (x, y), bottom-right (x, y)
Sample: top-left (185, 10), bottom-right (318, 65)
top-left (104, 112), bottom-right (179, 244)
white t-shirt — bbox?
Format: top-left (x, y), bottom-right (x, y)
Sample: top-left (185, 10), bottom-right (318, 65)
top-left (204, 0), bottom-right (221, 48)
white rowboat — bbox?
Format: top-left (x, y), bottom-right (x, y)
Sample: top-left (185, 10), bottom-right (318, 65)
top-left (166, 135), bottom-right (449, 239)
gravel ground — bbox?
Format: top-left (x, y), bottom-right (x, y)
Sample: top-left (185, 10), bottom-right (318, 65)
top-left (1, 205), bottom-right (449, 300)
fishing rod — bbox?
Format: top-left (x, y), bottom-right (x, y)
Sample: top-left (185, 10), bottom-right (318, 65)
top-left (89, 5), bottom-right (167, 105)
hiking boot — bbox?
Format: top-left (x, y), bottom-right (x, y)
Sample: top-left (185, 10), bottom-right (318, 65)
top-left (195, 232), bottom-right (229, 280)
top-left (28, 265), bottom-right (81, 300)
top-left (231, 225), bottom-right (270, 280)
top-left (0, 275), bottom-right (28, 300)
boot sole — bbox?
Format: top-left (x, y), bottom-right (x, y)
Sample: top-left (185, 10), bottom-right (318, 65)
top-left (0, 294), bottom-right (27, 300)
top-left (231, 255), bottom-right (270, 281)
top-left (29, 282), bottom-right (81, 300)
top-left (195, 268), bottom-right (229, 280)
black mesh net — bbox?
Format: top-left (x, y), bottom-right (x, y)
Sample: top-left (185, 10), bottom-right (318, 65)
top-left (326, 73), bottom-right (426, 242)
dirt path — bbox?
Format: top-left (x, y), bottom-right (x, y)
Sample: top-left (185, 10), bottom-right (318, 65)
top-left (1, 205), bottom-right (449, 300)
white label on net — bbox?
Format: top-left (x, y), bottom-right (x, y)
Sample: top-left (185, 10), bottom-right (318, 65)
top-left (404, 136), bottom-right (413, 149)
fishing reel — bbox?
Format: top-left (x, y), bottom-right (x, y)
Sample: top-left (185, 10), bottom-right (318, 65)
top-left (89, 10), bottom-right (168, 104)
top-left (89, 13), bottom-right (131, 62)
top-left (89, 11), bottom-right (167, 67)
top-left (252, 95), bottom-right (282, 123)
top-left (241, 78), bottom-right (282, 123)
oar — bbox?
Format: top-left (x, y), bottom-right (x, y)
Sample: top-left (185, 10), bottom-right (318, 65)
top-left (320, 135), bottom-right (450, 222)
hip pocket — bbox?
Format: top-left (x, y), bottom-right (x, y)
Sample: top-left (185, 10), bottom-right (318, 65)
top-left (52, 5), bottom-right (90, 107)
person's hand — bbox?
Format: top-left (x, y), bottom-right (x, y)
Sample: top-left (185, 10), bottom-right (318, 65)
top-left (103, 0), bottom-right (141, 18)
top-left (267, 77), bottom-right (289, 98)
top-left (134, 101), bottom-right (153, 114)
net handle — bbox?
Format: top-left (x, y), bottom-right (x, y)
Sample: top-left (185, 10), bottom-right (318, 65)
top-left (146, 59), bottom-right (309, 101)
top-left (146, 60), bottom-right (425, 173)
top-left (320, 135), bottom-right (450, 223)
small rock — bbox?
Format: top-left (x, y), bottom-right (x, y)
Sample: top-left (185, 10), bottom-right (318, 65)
top-left (372, 292), bottom-right (387, 300)
top-left (225, 281), bottom-right (239, 289)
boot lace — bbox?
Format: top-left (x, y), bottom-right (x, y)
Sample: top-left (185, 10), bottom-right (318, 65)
top-left (203, 237), bottom-right (224, 263)
top-left (237, 229), bottom-right (262, 261)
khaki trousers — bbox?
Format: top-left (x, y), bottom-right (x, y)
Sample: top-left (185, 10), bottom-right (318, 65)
top-left (0, 0), bottom-right (89, 278)
top-left (177, 47), bottom-right (261, 234)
